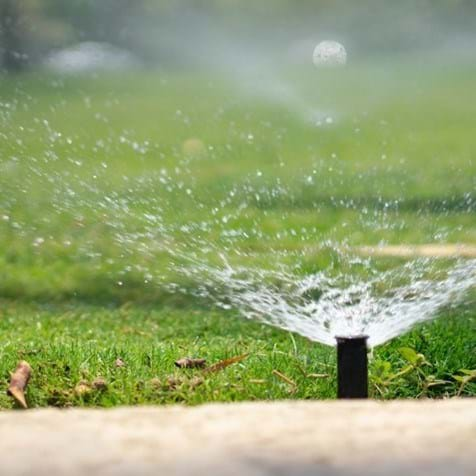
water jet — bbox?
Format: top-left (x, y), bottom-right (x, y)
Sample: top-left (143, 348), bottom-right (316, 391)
top-left (336, 335), bottom-right (368, 399)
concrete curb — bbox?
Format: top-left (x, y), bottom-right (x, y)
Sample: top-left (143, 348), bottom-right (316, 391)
top-left (0, 399), bottom-right (474, 476)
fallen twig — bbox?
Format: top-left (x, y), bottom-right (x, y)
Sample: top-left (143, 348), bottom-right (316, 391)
top-left (249, 379), bottom-right (266, 384)
top-left (272, 369), bottom-right (296, 387)
top-left (204, 354), bottom-right (249, 373)
top-left (7, 361), bottom-right (32, 409)
top-left (307, 373), bottom-right (330, 379)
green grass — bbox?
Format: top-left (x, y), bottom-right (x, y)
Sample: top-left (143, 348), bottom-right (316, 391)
top-left (0, 300), bottom-right (474, 408)
top-left (0, 59), bottom-right (475, 406)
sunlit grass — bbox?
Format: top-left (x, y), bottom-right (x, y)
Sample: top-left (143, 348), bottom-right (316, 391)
top-left (0, 300), bottom-right (474, 408)
top-left (0, 60), bottom-right (474, 405)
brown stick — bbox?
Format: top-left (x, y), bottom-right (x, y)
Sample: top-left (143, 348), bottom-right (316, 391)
top-left (272, 369), bottom-right (296, 387)
top-left (7, 360), bottom-right (31, 409)
top-left (203, 354), bottom-right (249, 373)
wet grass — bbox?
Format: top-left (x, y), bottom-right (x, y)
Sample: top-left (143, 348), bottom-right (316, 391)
top-left (0, 59), bottom-right (475, 406)
top-left (0, 300), bottom-right (474, 408)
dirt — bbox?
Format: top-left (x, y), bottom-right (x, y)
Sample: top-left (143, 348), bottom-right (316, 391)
top-left (0, 399), bottom-right (474, 476)
top-left (356, 244), bottom-right (476, 258)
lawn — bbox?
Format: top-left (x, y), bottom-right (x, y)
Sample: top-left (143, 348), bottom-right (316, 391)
top-left (0, 300), bottom-right (474, 408)
top-left (0, 58), bottom-right (475, 407)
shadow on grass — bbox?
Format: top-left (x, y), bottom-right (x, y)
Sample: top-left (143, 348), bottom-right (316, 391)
top-left (252, 193), bottom-right (476, 213)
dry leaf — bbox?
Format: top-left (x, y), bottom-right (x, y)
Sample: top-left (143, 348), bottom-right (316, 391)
top-left (92, 377), bottom-right (107, 391)
top-left (272, 369), bottom-right (296, 387)
top-left (115, 358), bottom-right (125, 368)
top-left (74, 380), bottom-right (92, 397)
top-left (149, 377), bottom-right (162, 389)
top-left (164, 376), bottom-right (183, 390)
top-left (189, 376), bottom-right (204, 389)
top-left (204, 354), bottom-right (249, 373)
top-left (7, 360), bottom-right (31, 409)
top-left (175, 357), bottom-right (207, 369)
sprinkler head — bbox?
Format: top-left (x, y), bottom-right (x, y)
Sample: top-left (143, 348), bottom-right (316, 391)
top-left (335, 335), bottom-right (369, 399)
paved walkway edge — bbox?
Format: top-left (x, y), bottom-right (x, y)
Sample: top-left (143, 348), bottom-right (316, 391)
top-left (0, 399), bottom-right (475, 476)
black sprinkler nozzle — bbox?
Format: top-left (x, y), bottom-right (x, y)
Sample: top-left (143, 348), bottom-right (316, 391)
top-left (336, 335), bottom-right (369, 399)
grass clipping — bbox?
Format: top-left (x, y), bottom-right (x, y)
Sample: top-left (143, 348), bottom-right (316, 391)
top-left (7, 361), bottom-right (32, 409)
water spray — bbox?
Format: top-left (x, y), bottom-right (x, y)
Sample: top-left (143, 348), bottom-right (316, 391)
top-left (335, 335), bottom-right (369, 399)
top-left (313, 40), bottom-right (347, 67)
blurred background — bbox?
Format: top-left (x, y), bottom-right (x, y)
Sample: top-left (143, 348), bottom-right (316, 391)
top-left (1, 0), bottom-right (476, 73)
top-left (1, 0), bottom-right (475, 304)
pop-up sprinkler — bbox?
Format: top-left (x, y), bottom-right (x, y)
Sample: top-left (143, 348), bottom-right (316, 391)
top-left (335, 335), bottom-right (369, 399)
